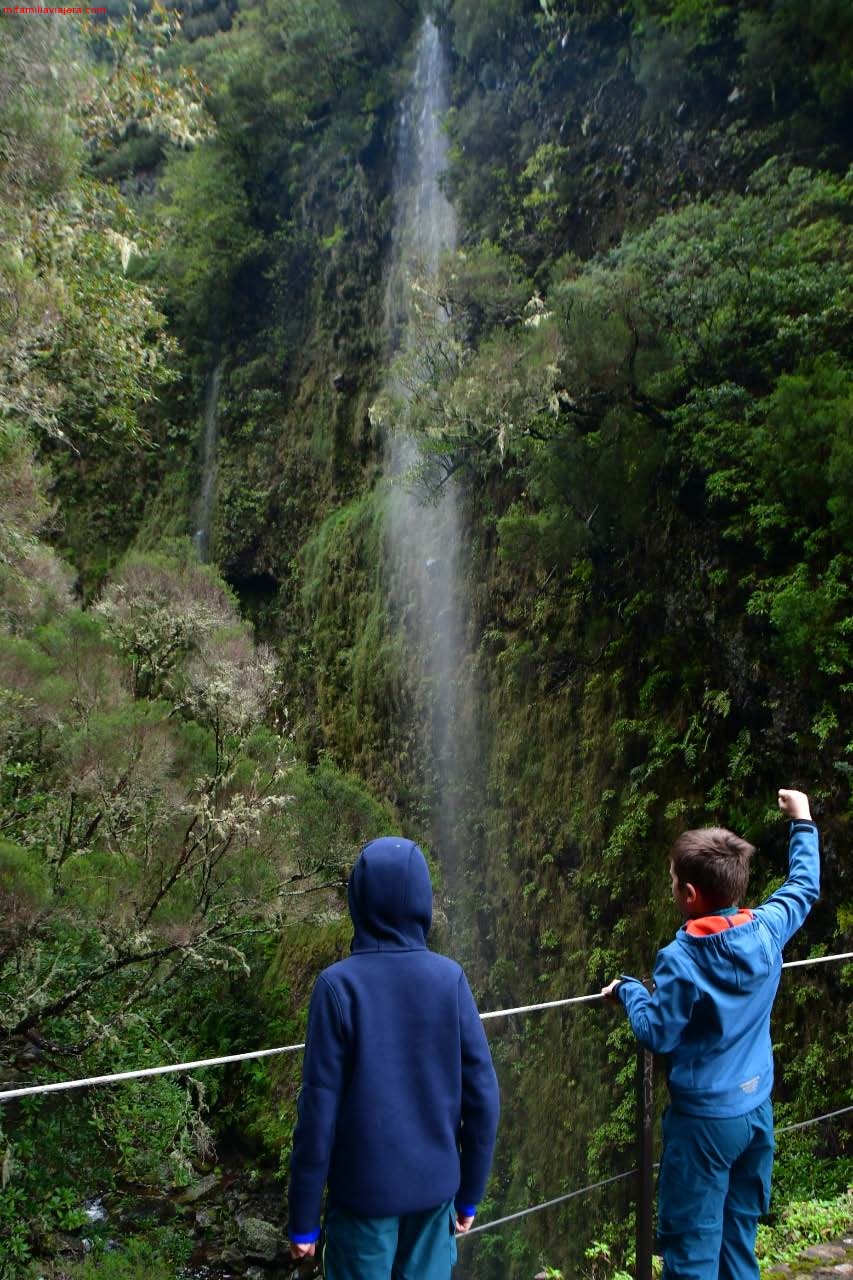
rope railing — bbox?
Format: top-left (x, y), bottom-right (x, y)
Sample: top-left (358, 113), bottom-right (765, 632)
top-left (463, 1170), bottom-right (638, 1237)
top-left (775, 1105), bottom-right (853, 1135)
top-left (0, 951), bottom-right (850, 1104)
top-left (462, 1103), bottom-right (853, 1241)
top-left (1, 950), bottom-right (849, 1274)
top-left (778, 951), bottom-right (853, 968)
top-left (479, 991), bottom-right (603, 1020)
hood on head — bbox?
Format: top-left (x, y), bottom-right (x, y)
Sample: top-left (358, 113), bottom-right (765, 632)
top-left (347, 836), bottom-right (432, 951)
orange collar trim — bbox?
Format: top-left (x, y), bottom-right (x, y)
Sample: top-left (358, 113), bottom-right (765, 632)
top-left (685, 908), bottom-right (754, 936)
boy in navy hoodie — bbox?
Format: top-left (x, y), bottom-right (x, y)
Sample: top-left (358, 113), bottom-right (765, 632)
top-left (602, 788), bottom-right (820, 1280)
top-left (287, 836), bottom-right (500, 1279)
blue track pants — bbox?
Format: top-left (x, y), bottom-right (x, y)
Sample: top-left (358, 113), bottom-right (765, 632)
top-left (323, 1199), bottom-right (458, 1280)
top-left (657, 1099), bottom-right (774, 1280)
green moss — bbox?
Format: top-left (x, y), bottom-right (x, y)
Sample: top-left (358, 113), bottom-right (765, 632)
top-left (298, 489), bottom-right (422, 800)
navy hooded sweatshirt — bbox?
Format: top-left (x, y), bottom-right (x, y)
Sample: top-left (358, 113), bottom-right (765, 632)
top-left (288, 837), bottom-right (500, 1243)
top-left (618, 820), bottom-right (820, 1117)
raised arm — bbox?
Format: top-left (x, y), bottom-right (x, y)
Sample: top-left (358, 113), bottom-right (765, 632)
top-left (753, 788), bottom-right (820, 950)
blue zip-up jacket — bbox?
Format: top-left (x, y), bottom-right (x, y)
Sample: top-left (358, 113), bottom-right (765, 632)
top-left (618, 821), bottom-right (820, 1117)
top-left (288, 837), bottom-right (500, 1242)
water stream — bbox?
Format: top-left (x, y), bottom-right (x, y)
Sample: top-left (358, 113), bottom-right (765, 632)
top-left (382, 17), bottom-right (479, 897)
top-left (193, 362), bottom-right (224, 563)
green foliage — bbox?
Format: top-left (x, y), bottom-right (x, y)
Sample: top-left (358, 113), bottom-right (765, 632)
top-left (0, 1038), bottom-right (201, 1274)
top-left (399, 167), bottom-right (853, 779)
top-left (0, 533), bottom-right (358, 1052)
top-left (448, 0), bottom-right (532, 69)
top-left (299, 491), bottom-right (419, 791)
top-left (756, 1190), bottom-right (853, 1267)
top-left (81, 6), bottom-right (213, 154)
top-left (443, 242), bottom-right (532, 342)
top-left (0, 426), bottom-right (73, 633)
top-left (0, 20), bottom-right (178, 451)
top-left (631, 0), bottom-right (852, 114)
top-left (0, 465), bottom-right (392, 1271)
top-left (583, 1238), bottom-right (634, 1280)
top-left (31, 1234), bottom-right (191, 1280)
top-left (283, 758), bottom-right (394, 873)
top-left (157, 141), bottom-right (264, 333)
top-left (771, 1131), bottom-right (853, 1206)
top-left (35, 183), bottom-right (176, 445)
top-left (0, 840), bottom-right (51, 917)
top-left (739, 0), bottom-right (853, 113)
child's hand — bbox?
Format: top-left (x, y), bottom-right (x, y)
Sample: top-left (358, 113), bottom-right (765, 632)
top-left (601, 978), bottom-right (622, 1001)
top-left (777, 789), bottom-right (812, 821)
top-left (290, 1241), bottom-right (316, 1260)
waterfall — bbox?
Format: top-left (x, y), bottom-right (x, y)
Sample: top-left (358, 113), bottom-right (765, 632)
top-left (382, 18), bottom-right (475, 886)
top-left (193, 362), bottom-right (223, 563)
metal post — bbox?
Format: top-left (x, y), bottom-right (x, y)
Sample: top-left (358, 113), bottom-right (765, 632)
top-left (636, 1045), bottom-right (654, 1280)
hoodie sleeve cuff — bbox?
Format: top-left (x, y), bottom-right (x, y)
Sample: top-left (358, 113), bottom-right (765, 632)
top-left (290, 1228), bottom-right (321, 1244)
top-left (454, 1200), bottom-right (477, 1217)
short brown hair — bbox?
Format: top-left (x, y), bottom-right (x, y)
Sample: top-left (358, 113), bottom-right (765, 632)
top-left (670, 827), bottom-right (756, 908)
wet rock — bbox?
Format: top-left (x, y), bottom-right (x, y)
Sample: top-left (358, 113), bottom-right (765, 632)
top-left (180, 1174), bottom-right (220, 1204)
top-left (237, 1214), bottom-right (285, 1262)
top-left (51, 1230), bottom-right (87, 1260)
top-left (791, 1272), bottom-right (852, 1280)
top-left (117, 1192), bottom-right (180, 1227)
top-left (803, 1246), bottom-right (850, 1261)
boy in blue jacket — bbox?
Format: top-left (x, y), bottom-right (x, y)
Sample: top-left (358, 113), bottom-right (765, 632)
top-left (287, 836), bottom-right (500, 1279)
top-left (602, 788), bottom-right (820, 1280)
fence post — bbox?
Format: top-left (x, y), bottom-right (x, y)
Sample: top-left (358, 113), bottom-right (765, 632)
top-left (636, 1044), bottom-right (654, 1280)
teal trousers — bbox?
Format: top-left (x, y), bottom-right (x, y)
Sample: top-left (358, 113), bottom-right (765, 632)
top-left (323, 1200), bottom-right (458, 1280)
top-left (657, 1099), bottom-right (775, 1280)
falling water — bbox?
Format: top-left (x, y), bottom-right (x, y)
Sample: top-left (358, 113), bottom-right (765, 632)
top-left (383, 18), bottom-right (475, 885)
top-left (383, 17), bottom-right (456, 335)
top-left (193, 363), bottom-right (223, 563)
